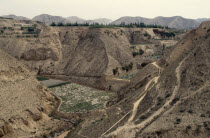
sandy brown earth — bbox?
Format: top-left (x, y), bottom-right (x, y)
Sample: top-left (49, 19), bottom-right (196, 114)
top-left (1, 18), bottom-right (199, 138)
top-left (65, 22), bottom-right (210, 138)
top-left (0, 49), bottom-right (71, 138)
top-left (0, 19), bottom-right (181, 91)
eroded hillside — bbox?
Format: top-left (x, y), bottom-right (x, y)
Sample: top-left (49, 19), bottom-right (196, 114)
top-left (0, 18), bottom-right (182, 91)
top-left (0, 49), bottom-right (71, 138)
top-left (65, 22), bottom-right (210, 138)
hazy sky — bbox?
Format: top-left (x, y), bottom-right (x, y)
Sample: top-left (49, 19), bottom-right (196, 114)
top-left (0, 0), bottom-right (209, 20)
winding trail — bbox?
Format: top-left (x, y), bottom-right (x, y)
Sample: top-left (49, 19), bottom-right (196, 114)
top-left (128, 76), bottom-right (159, 122)
top-left (128, 62), bottom-right (163, 122)
top-left (103, 56), bottom-right (188, 138)
top-left (100, 62), bottom-right (162, 137)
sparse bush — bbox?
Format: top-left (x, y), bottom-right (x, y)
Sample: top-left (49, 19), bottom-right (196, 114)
top-left (132, 51), bottom-right (139, 57)
top-left (141, 62), bottom-right (148, 67)
top-left (112, 67), bottom-right (118, 75)
top-left (200, 114), bottom-right (206, 117)
top-left (132, 49), bottom-right (144, 57)
top-left (121, 62), bottom-right (133, 72)
top-left (153, 29), bottom-right (175, 38)
top-left (157, 97), bottom-right (163, 106)
top-left (174, 118), bottom-right (181, 124)
top-left (144, 32), bottom-right (151, 37)
top-left (140, 115), bottom-right (146, 120)
top-left (170, 97), bottom-right (180, 106)
top-left (57, 22), bottom-right (64, 26)
top-left (187, 109), bottom-right (193, 114)
top-left (179, 109), bottom-right (185, 113)
top-left (186, 125), bottom-right (192, 130)
top-left (50, 22), bottom-right (56, 26)
top-left (195, 125), bottom-right (201, 135)
top-left (139, 49), bottom-right (144, 55)
top-left (165, 93), bottom-right (171, 98)
top-left (207, 29), bottom-right (210, 33)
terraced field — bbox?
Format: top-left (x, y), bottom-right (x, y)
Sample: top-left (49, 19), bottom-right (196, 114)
top-left (50, 83), bottom-right (116, 113)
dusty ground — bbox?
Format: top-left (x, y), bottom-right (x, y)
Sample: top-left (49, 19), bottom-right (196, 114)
top-left (64, 22), bottom-right (210, 138)
top-left (0, 49), bottom-right (69, 138)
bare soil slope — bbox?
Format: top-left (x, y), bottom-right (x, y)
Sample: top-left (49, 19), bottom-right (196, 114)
top-left (66, 22), bottom-right (210, 138)
top-left (0, 19), bottom-right (181, 90)
top-left (0, 49), bottom-right (67, 138)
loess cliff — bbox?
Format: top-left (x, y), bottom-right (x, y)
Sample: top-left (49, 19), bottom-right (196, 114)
top-left (65, 22), bottom-right (210, 138)
top-left (0, 49), bottom-right (68, 138)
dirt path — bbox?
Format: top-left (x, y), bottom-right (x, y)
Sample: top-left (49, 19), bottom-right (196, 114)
top-left (103, 56), bottom-right (187, 138)
top-left (151, 62), bottom-right (163, 70)
top-left (128, 76), bottom-right (159, 122)
top-left (100, 62), bottom-right (162, 137)
top-left (151, 62), bottom-right (163, 75)
top-left (105, 77), bottom-right (131, 83)
top-left (101, 111), bottom-right (132, 137)
top-left (57, 130), bottom-right (71, 138)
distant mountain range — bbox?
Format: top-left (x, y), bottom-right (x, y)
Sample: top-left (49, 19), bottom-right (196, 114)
top-left (112, 16), bottom-right (200, 29)
top-left (32, 14), bottom-right (113, 25)
top-left (196, 18), bottom-right (210, 23)
top-left (1, 14), bottom-right (209, 29)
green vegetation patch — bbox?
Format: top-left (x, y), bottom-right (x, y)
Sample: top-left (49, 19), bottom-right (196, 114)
top-left (36, 76), bottom-right (49, 81)
top-left (50, 83), bottom-right (115, 113)
top-left (48, 82), bottom-right (70, 88)
top-left (50, 22), bottom-right (167, 29)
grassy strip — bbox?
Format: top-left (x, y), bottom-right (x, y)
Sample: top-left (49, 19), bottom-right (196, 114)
top-left (48, 82), bottom-right (70, 88)
top-left (131, 43), bottom-right (152, 45)
top-left (36, 76), bottom-right (49, 81)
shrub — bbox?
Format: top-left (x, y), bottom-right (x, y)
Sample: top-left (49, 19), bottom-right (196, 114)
top-left (195, 125), bottom-right (201, 135)
top-left (165, 93), bottom-right (171, 98)
top-left (200, 114), bottom-right (206, 117)
top-left (57, 22), bottom-right (64, 26)
top-left (140, 115), bottom-right (146, 120)
top-left (174, 118), bottom-right (181, 124)
top-left (121, 62), bottom-right (133, 72)
top-left (170, 97), bottom-right (180, 106)
top-left (50, 22), bottom-right (56, 26)
top-left (132, 49), bottom-right (144, 57)
top-left (141, 62), bottom-right (148, 67)
top-left (179, 109), bottom-right (185, 113)
top-left (144, 32), bottom-right (150, 37)
top-left (139, 49), bottom-right (144, 55)
top-left (186, 125), bottom-right (192, 130)
top-left (188, 109), bottom-right (193, 114)
top-left (207, 29), bottom-right (210, 33)
top-left (112, 68), bottom-right (118, 75)
top-left (132, 51), bottom-right (139, 57)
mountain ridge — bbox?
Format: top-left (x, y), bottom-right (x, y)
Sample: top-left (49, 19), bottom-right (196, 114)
top-left (1, 14), bottom-right (210, 29)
